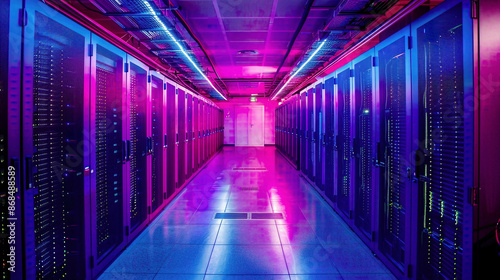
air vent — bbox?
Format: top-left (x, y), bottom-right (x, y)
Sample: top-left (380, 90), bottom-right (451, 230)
top-left (238, 50), bottom-right (259, 55)
top-left (239, 187), bottom-right (259, 191)
top-left (251, 213), bottom-right (284, 219)
top-left (233, 167), bottom-right (267, 171)
top-left (214, 213), bottom-right (248, 219)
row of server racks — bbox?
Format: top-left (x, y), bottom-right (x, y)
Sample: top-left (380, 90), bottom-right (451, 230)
top-left (276, 0), bottom-right (498, 279)
top-left (0, 0), bottom-right (224, 279)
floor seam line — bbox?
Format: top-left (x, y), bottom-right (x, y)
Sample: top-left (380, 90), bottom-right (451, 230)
top-left (268, 188), bottom-right (291, 280)
top-left (203, 158), bottom-right (231, 279)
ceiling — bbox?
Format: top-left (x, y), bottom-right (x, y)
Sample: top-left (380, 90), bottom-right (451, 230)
top-left (174, 0), bottom-right (344, 97)
top-left (57, 0), bottom-right (413, 100)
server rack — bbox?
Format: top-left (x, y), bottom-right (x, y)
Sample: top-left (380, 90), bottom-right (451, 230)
top-left (306, 87), bottom-right (315, 182)
top-left (194, 97), bottom-right (199, 171)
top-left (126, 56), bottom-right (149, 239)
top-left (177, 88), bottom-right (186, 188)
top-left (374, 26), bottom-right (413, 277)
top-left (352, 49), bottom-right (377, 242)
top-left (166, 82), bottom-right (176, 198)
top-left (1, 0), bottom-right (23, 279)
top-left (24, 1), bottom-right (92, 278)
top-left (90, 35), bottom-right (128, 279)
top-left (335, 64), bottom-right (354, 219)
top-left (149, 71), bottom-right (166, 219)
top-left (324, 76), bottom-right (335, 203)
top-left (314, 83), bottom-right (324, 191)
top-left (300, 91), bottom-right (307, 174)
top-left (411, 0), bottom-right (473, 278)
top-left (186, 93), bottom-right (193, 179)
top-left (295, 95), bottom-right (300, 168)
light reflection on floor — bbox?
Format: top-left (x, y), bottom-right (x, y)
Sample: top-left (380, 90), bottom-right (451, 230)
top-left (99, 146), bottom-right (396, 280)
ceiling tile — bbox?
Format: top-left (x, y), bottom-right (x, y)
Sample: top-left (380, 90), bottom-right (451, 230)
top-left (275, 0), bottom-right (305, 18)
top-left (177, 0), bottom-right (217, 18)
top-left (223, 18), bottom-right (270, 31)
top-left (218, 0), bottom-right (273, 17)
top-left (271, 18), bottom-right (300, 31)
top-left (226, 31), bottom-right (268, 42)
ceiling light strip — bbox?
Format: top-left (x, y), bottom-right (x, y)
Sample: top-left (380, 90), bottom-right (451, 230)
top-left (271, 39), bottom-right (326, 100)
top-left (142, 1), bottom-right (227, 100)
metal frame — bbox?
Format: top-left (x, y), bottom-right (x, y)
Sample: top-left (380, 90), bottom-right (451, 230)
top-left (373, 25), bottom-right (413, 278)
top-left (89, 34), bottom-right (127, 279)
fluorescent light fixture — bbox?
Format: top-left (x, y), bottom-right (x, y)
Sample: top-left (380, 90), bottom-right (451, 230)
top-left (142, 1), bottom-right (227, 100)
top-left (271, 39), bottom-right (326, 100)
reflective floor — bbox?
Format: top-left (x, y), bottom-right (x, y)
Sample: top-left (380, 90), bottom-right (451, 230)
top-left (99, 147), bottom-right (395, 280)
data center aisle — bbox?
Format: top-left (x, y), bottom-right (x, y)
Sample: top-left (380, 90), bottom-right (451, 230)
top-left (98, 147), bottom-right (395, 280)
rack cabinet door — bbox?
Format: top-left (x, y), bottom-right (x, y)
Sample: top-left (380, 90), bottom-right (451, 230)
top-left (1, 0), bottom-right (23, 278)
top-left (335, 64), bottom-right (354, 219)
top-left (126, 56), bottom-right (150, 238)
top-left (411, 0), bottom-right (473, 278)
top-left (90, 35), bottom-right (127, 278)
top-left (352, 49), bottom-right (377, 243)
top-left (150, 72), bottom-right (166, 218)
top-left (23, 1), bottom-right (92, 278)
top-left (374, 26), bottom-right (413, 278)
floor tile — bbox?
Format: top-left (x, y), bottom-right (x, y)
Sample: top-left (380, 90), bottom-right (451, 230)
top-left (289, 275), bottom-right (343, 280)
top-left (216, 224), bottom-right (281, 245)
top-left (176, 225), bottom-right (220, 244)
top-left (327, 245), bottom-right (390, 274)
top-left (106, 244), bottom-right (173, 273)
top-left (207, 245), bottom-right (288, 274)
top-left (277, 225), bottom-right (321, 245)
top-left (98, 272), bottom-right (156, 280)
top-left (153, 274), bottom-right (205, 280)
top-left (158, 245), bottom-right (213, 274)
top-left (341, 273), bottom-right (397, 280)
top-left (283, 245), bottom-right (339, 274)
top-left (205, 275), bottom-right (290, 280)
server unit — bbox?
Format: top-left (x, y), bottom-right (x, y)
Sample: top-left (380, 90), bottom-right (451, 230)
top-left (412, 1), bottom-right (473, 278)
top-left (335, 64), bottom-right (353, 219)
top-left (314, 83), bottom-right (324, 190)
top-left (166, 82), bottom-right (177, 198)
top-left (149, 72), bottom-right (166, 218)
top-left (1, 0), bottom-right (23, 279)
top-left (352, 49), bottom-right (377, 242)
top-left (324, 76), bottom-right (335, 203)
top-left (90, 35), bottom-right (127, 278)
top-left (375, 26), bottom-right (413, 276)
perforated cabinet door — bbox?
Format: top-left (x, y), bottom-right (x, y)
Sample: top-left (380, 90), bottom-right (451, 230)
top-left (23, 1), bottom-right (92, 278)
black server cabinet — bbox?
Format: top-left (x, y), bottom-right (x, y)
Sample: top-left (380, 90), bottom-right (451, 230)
top-left (352, 50), bottom-right (376, 241)
top-left (314, 83), bottom-right (324, 190)
top-left (186, 93), bottom-right (193, 178)
top-left (306, 88), bottom-right (315, 182)
top-left (324, 76), bottom-right (335, 202)
top-left (335, 65), bottom-right (353, 218)
top-left (23, 1), bottom-right (91, 278)
top-left (375, 27), bottom-right (413, 276)
top-left (126, 57), bottom-right (149, 237)
top-left (194, 97), bottom-right (199, 171)
top-left (300, 91), bottom-right (307, 174)
top-left (90, 35), bottom-right (127, 278)
top-left (200, 103), bottom-right (205, 165)
top-left (294, 96), bottom-right (299, 168)
top-left (150, 73), bottom-right (165, 217)
top-left (412, 1), bottom-right (473, 279)
top-left (166, 82), bottom-right (176, 197)
top-left (1, 0), bottom-right (22, 279)
top-left (289, 101), bottom-right (292, 160)
top-left (177, 88), bottom-right (186, 188)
